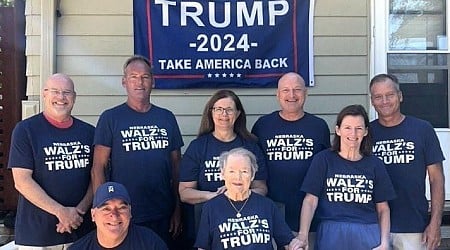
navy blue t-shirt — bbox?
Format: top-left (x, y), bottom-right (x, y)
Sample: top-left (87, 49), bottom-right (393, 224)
top-left (8, 113), bottom-right (94, 246)
top-left (301, 149), bottom-right (396, 224)
top-left (370, 116), bottom-right (445, 232)
top-left (94, 103), bottom-right (184, 223)
top-left (179, 133), bottom-right (268, 192)
top-left (252, 111), bottom-right (330, 231)
top-left (68, 224), bottom-right (168, 250)
top-left (195, 193), bottom-right (294, 250)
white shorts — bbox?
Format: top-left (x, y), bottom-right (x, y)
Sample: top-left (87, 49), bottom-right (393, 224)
top-left (17, 243), bottom-right (72, 250)
top-left (391, 233), bottom-right (426, 250)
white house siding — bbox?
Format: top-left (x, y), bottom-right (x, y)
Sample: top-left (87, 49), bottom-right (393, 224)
top-left (24, 0), bottom-right (371, 151)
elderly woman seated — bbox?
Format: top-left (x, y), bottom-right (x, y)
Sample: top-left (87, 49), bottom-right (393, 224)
top-left (194, 147), bottom-right (301, 250)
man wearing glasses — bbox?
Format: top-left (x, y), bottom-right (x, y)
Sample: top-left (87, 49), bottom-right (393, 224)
top-left (8, 73), bottom-right (95, 249)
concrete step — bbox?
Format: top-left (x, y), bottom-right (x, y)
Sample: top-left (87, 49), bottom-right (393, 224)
top-left (0, 225), bottom-right (13, 246)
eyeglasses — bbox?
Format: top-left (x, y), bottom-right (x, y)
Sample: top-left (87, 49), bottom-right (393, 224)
top-left (44, 88), bottom-right (75, 97)
top-left (212, 107), bottom-right (236, 115)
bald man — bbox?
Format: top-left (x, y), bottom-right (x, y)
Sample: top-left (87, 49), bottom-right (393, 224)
top-left (8, 73), bottom-right (95, 249)
top-left (252, 72), bottom-right (330, 248)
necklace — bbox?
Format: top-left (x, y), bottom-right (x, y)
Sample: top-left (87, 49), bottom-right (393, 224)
top-left (226, 192), bottom-right (251, 218)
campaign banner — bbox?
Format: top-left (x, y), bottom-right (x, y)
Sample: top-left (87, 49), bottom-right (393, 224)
top-left (133, 0), bottom-right (314, 89)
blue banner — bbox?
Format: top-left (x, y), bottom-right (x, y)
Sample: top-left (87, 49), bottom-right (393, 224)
top-left (134, 0), bottom-right (314, 88)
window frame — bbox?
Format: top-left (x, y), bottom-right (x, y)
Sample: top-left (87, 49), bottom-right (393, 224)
top-left (371, 0), bottom-right (450, 128)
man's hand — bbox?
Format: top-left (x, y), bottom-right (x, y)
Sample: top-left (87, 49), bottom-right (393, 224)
top-left (423, 222), bottom-right (441, 250)
top-left (55, 206), bottom-right (84, 233)
top-left (169, 204), bottom-right (182, 238)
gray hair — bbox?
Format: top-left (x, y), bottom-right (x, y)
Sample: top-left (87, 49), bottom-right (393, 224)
top-left (45, 73), bottom-right (75, 91)
top-left (123, 55), bottom-right (153, 75)
top-left (218, 147), bottom-right (258, 179)
top-left (369, 73), bottom-right (401, 93)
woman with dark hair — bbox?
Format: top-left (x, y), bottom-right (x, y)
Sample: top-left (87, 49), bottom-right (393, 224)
top-left (197, 89), bottom-right (255, 140)
top-left (331, 105), bottom-right (373, 156)
top-left (180, 89), bottom-right (267, 203)
top-left (178, 90), bottom-right (268, 245)
top-left (292, 104), bottom-right (396, 250)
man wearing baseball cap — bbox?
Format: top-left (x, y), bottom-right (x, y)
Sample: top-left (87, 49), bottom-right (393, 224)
top-left (69, 182), bottom-right (167, 249)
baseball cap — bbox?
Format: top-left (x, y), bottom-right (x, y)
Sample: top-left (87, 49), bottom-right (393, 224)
top-left (93, 182), bottom-right (131, 208)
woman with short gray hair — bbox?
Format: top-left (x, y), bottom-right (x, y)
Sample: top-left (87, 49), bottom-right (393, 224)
top-left (195, 148), bottom-right (301, 250)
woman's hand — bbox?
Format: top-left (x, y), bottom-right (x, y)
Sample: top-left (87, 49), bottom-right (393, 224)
top-left (288, 235), bottom-right (308, 250)
top-left (216, 185), bottom-right (227, 195)
top-left (287, 232), bottom-right (308, 250)
top-left (372, 242), bottom-right (389, 250)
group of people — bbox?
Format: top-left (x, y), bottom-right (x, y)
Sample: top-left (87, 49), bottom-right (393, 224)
top-left (7, 55), bottom-right (444, 250)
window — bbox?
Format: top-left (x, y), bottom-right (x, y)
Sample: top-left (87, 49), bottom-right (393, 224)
top-left (373, 0), bottom-right (449, 128)
top-left (389, 0), bottom-right (446, 51)
top-left (0, 0), bottom-right (14, 7)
